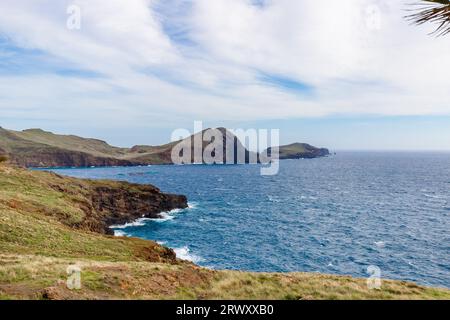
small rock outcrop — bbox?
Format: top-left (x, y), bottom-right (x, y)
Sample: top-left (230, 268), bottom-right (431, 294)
top-left (90, 182), bottom-right (188, 233)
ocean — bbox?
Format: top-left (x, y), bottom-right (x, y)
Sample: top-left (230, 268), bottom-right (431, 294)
top-left (47, 152), bottom-right (450, 288)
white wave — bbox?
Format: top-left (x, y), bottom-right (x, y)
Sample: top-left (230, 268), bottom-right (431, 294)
top-left (110, 208), bottom-right (183, 229)
top-left (423, 193), bottom-right (444, 199)
top-left (174, 246), bottom-right (203, 263)
top-left (113, 230), bottom-right (128, 237)
top-left (268, 196), bottom-right (280, 202)
top-left (156, 211), bottom-right (176, 222)
top-left (188, 202), bottom-right (197, 209)
top-left (374, 241), bottom-right (386, 248)
top-left (110, 218), bottom-right (152, 229)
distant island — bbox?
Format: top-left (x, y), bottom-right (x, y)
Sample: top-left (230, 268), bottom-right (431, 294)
top-left (269, 143), bottom-right (329, 159)
top-left (0, 126), bottom-right (330, 168)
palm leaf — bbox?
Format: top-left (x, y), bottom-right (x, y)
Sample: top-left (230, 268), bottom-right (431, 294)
top-left (406, 0), bottom-right (450, 36)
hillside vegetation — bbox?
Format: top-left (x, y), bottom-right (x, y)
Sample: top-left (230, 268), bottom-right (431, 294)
top-left (269, 143), bottom-right (330, 159)
top-left (0, 127), bottom-right (176, 167)
top-left (0, 164), bottom-right (448, 300)
top-left (0, 127), bottom-right (327, 168)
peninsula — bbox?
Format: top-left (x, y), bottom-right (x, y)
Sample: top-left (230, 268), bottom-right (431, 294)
top-left (0, 127), bottom-right (329, 168)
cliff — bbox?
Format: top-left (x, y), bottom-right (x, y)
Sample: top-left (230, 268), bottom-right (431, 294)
top-left (91, 181), bottom-right (187, 233)
top-left (0, 164), bottom-right (187, 235)
top-left (0, 126), bottom-right (323, 168)
top-left (0, 127), bottom-right (135, 168)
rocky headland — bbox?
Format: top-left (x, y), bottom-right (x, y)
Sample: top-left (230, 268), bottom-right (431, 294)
top-left (268, 143), bottom-right (330, 160)
top-left (0, 126), bottom-right (328, 168)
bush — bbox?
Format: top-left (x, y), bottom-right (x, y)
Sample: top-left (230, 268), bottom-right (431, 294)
top-left (0, 155), bottom-right (8, 163)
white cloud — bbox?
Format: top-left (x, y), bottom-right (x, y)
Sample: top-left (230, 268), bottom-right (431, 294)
top-left (0, 0), bottom-right (449, 128)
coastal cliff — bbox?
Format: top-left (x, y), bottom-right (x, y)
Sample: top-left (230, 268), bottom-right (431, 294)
top-left (89, 181), bottom-right (187, 234)
top-left (0, 164), bottom-right (448, 300)
top-left (10, 150), bottom-right (136, 168)
top-left (0, 164), bottom-right (187, 235)
top-left (0, 127), bottom-right (135, 168)
top-left (0, 127), bottom-right (327, 168)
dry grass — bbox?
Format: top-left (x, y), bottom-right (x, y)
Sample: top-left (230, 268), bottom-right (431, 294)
top-left (0, 254), bottom-right (448, 300)
top-left (201, 271), bottom-right (449, 300)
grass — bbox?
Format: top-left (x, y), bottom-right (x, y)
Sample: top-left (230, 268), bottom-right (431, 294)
top-left (0, 254), bottom-right (448, 300)
top-left (0, 164), bottom-right (449, 300)
top-left (0, 127), bottom-right (169, 165)
top-left (0, 165), bottom-right (178, 262)
top-left (271, 142), bottom-right (329, 160)
top-left (11, 128), bottom-right (128, 158)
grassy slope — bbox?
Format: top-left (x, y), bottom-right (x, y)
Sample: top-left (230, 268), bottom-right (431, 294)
top-left (13, 129), bottom-right (128, 158)
top-left (1, 127), bottom-right (271, 166)
top-left (0, 127), bottom-right (158, 165)
top-left (0, 127), bottom-right (134, 167)
top-left (0, 164), bottom-right (449, 300)
top-left (280, 143), bottom-right (311, 154)
top-left (0, 128), bottom-right (59, 155)
top-left (276, 143), bottom-right (329, 159)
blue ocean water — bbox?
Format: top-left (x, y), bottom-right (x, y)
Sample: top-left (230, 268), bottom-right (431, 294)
top-left (48, 152), bottom-right (450, 288)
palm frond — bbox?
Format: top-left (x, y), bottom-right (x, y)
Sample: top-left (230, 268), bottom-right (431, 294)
top-left (406, 0), bottom-right (450, 36)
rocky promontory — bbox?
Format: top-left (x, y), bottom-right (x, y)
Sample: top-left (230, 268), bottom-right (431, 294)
top-left (267, 143), bottom-right (330, 160)
top-left (0, 126), bottom-right (329, 168)
top-left (0, 164), bottom-right (187, 235)
top-left (89, 181), bottom-right (188, 234)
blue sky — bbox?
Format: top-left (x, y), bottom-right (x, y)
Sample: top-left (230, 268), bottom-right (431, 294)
top-left (0, 0), bottom-right (449, 150)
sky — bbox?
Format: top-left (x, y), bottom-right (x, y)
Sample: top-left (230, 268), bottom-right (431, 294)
top-left (0, 0), bottom-right (449, 150)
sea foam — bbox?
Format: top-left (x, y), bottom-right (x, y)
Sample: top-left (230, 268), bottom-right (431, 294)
top-left (113, 230), bottom-right (128, 237)
top-left (188, 202), bottom-right (197, 209)
top-left (110, 207), bottom-right (184, 231)
top-left (174, 246), bottom-right (203, 263)
top-left (110, 218), bottom-right (151, 229)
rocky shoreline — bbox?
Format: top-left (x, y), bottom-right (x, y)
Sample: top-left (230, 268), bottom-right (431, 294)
top-left (20, 167), bottom-right (189, 235)
top-left (88, 181), bottom-right (188, 234)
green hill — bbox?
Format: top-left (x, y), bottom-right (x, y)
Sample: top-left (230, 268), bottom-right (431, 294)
top-left (13, 128), bottom-right (128, 158)
top-left (0, 127), bottom-right (134, 167)
top-left (267, 143), bottom-right (330, 159)
top-left (0, 127), bottom-right (258, 167)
